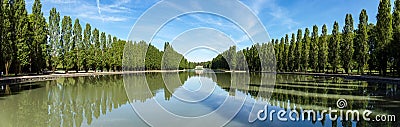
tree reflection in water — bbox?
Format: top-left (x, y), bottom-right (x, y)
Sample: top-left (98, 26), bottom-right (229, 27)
top-left (0, 72), bottom-right (398, 127)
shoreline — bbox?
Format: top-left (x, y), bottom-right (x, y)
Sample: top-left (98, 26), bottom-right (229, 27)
top-left (0, 70), bottom-right (186, 85)
top-left (1, 70), bottom-right (400, 85)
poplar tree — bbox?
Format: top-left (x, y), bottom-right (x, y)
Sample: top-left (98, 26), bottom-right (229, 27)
top-left (273, 39), bottom-right (278, 61)
top-left (15, 0), bottom-right (30, 74)
top-left (283, 34), bottom-right (289, 71)
top-left (355, 10), bottom-right (369, 74)
top-left (92, 28), bottom-right (100, 72)
top-left (106, 34), bottom-right (113, 71)
top-left (329, 22), bottom-right (341, 73)
top-left (274, 39), bottom-right (279, 69)
top-left (112, 36), bottom-right (118, 71)
top-left (342, 14), bottom-right (355, 74)
top-left (393, 0), bottom-right (400, 75)
top-left (288, 33), bottom-right (296, 71)
top-left (100, 32), bottom-right (106, 72)
top-left (73, 18), bottom-right (82, 72)
top-left (2, 0), bottom-right (15, 75)
top-left (302, 28), bottom-right (310, 72)
top-left (318, 24), bottom-right (328, 72)
top-left (31, 0), bottom-right (48, 74)
top-left (294, 29), bottom-right (303, 71)
top-left (61, 16), bottom-right (72, 72)
top-left (368, 23), bottom-right (378, 73)
top-left (310, 25), bottom-right (319, 72)
top-left (82, 23), bottom-right (91, 72)
top-left (0, 0), bottom-right (3, 74)
top-left (278, 37), bottom-right (284, 71)
top-left (48, 7), bottom-right (60, 72)
top-left (375, 0), bottom-right (392, 76)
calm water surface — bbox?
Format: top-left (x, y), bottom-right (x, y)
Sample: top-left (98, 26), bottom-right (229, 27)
top-left (0, 72), bottom-right (399, 127)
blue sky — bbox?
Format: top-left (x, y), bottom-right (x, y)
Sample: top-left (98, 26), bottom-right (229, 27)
top-left (26, 0), bottom-right (381, 62)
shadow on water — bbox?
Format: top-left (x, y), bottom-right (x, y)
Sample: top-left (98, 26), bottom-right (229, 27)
top-left (0, 83), bottom-right (44, 98)
top-left (0, 75), bottom-right (135, 127)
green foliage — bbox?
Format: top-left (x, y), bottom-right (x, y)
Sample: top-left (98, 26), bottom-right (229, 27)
top-left (294, 29), bottom-right (303, 71)
top-left (122, 40), bottom-right (191, 71)
top-left (111, 39), bottom-right (125, 71)
top-left (15, 0), bottom-right (31, 74)
top-left (100, 32), bottom-right (107, 71)
top-left (355, 10), bottom-right (369, 74)
top-left (375, 0), bottom-right (392, 75)
top-left (1, 0), bottom-right (177, 74)
top-left (145, 43), bottom-right (163, 70)
top-left (245, 45), bottom-right (261, 71)
top-left (211, 54), bottom-right (228, 70)
top-left (278, 37), bottom-right (284, 71)
top-left (0, 0), bottom-right (3, 73)
top-left (393, 0), bottom-right (400, 75)
top-left (341, 14), bottom-right (355, 74)
top-left (302, 28), bottom-right (310, 72)
top-left (283, 34), bottom-right (289, 71)
top-left (72, 18), bottom-right (82, 72)
top-left (31, 0), bottom-right (48, 74)
top-left (288, 33), bottom-right (296, 71)
top-left (61, 16), bottom-right (72, 72)
top-left (2, 0), bottom-right (400, 77)
top-left (310, 25), bottom-right (319, 72)
top-left (91, 28), bottom-right (100, 71)
top-left (105, 34), bottom-right (112, 71)
top-left (318, 24), bottom-right (329, 72)
top-left (329, 21), bottom-right (341, 73)
top-left (82, 23), bottom-right (91, 72)
top-left (367, 23), bottom-right (378, 72)
top-left (48, 7), bottom-right (60, 72)
top-left (2, 0), bottom-right (15, 75)
top-left (163, 42), bottom-right (185, 70)
top-left (210, 43), bottom-right (275, 72)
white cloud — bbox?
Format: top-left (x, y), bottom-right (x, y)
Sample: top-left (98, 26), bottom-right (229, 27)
top-left (246, 0), bottom-right (299, 31)
top-left (44, 0), bottom-right (78, 4)
top-left (41, 0), bottom-right (131, 22)
top-left (77, 12), bottom-right (127, 22)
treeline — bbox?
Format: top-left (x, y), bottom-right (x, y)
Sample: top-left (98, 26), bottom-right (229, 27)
top-left (206, 43), bottom-right (275, 72)
top-left (209, 0), bottom-right (400, 76)
top-left (273, 0), bottom-right (400, 76)
top-left (0, 0), bottom-right (126, 75)
top-left (123, 41), bottom-right (195, 70)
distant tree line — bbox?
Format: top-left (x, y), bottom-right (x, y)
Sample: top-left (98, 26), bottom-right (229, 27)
top-left (208, 0), bottom-right (400, 76)
top-left (123, 41), bottom-right (195, 70)
top-left (0, 0), bottom-right (128, 75)
top-left (205, 43), bottom-right (275, 72)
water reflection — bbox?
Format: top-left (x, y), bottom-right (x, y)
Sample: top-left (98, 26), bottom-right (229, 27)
top-left (0, 75), bottom-right (131, 127)
top-left (0, 72), bottom-right (399, 127)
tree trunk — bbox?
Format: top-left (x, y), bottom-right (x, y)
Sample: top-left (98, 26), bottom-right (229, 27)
top-left (5, 61), bottom-right (11, 76)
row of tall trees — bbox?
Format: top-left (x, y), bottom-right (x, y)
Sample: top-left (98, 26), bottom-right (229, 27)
top-left (47, 8), bottom-right (126, 73)
top-left (274, 0), bottom-right (400, 76)
top-left (208, 0), bottom-right (400, 76)
top-left (123, 41), bottom-right (195, 70)
top-left (207, 43), bottom-right (275, 72)
top-left (0, 0), bottom-right (126, 75)
top-left (1, 0), bottom-right (47, 75)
